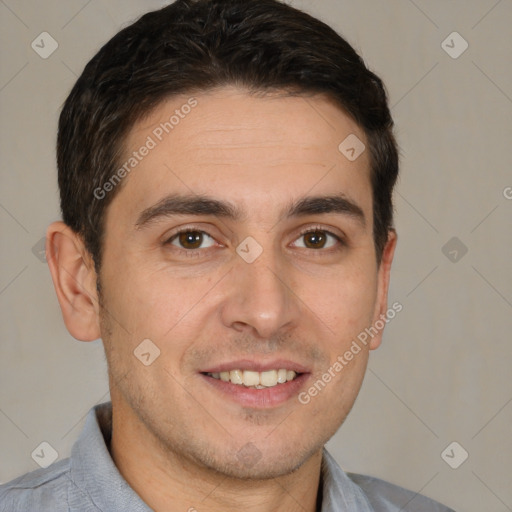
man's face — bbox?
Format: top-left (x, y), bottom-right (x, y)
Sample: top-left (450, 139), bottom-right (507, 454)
top-left (97, 87), bottom-right (393, 479)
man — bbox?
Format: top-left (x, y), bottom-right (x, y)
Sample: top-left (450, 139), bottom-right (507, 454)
top-left (0, 0), bottom-right (455, 510)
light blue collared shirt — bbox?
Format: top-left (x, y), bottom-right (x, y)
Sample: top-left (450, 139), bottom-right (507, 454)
top-left (0, 402), bottom-right (455, 511)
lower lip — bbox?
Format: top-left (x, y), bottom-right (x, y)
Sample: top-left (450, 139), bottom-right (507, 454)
top-left (200, 373), bottom-right (310, 408)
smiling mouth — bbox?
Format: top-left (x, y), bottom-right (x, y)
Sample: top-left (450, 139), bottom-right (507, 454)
top-left (202, 369), bottom-right (300, 389)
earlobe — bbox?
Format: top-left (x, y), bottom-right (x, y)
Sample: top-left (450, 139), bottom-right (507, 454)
top-left (46, 221), bottom-right (101, 342)
top-left (369, 229), bottom-right (397, 350)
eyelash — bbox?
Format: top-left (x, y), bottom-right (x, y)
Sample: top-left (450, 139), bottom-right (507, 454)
top-left (164, 225), bottom-right (346, 256)
top-left (294, 226), bottom-right (346, 252)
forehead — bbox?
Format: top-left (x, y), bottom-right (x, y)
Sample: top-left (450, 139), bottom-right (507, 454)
top-left (109, 87), bottom-right (372, 226)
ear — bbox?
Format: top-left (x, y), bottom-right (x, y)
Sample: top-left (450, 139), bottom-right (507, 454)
top-left (46, 221), bottom-right (101, 342)
top-left (369, 229), bottom-right (397, 350)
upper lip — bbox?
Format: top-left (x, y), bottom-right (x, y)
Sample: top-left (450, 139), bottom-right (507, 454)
top-left (200, 359), bottom-right (310, 374)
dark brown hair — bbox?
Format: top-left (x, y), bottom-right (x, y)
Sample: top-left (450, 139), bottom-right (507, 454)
top-left (57, 0), bottom-right (399, 273)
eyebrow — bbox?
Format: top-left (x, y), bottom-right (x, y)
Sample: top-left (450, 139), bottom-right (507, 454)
top-left (135, 193), bottom-right (366, 230)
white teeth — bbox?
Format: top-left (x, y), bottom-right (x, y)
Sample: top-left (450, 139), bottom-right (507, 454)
top-left (277, 369), bottom-right (287, 384)
top-left (229, 369), bottom-right (243, 385)
top-left (260, 370), bottom-right (278, 387)
top-left (207, 369), bottom-right (299, 388)
top-left (243, 371), bottom-right (260, 387)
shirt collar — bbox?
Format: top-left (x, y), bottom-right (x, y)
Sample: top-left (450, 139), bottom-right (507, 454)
top-left (70, 402), bottom-right (372, 512)
top-left (69, 402), bottom-right (150, 511)
top-left (320, 449), bottom-right (374, 511)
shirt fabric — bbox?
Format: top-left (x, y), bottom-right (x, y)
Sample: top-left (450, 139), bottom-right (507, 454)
top-left (0, 402), bottom-right (455, 511)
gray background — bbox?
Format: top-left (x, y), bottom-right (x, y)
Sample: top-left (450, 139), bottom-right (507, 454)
top-left (1, 1), bottom-right (511, 510)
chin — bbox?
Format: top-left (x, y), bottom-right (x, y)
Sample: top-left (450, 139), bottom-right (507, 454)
top-left (191, 438), bottom-right (322, 481)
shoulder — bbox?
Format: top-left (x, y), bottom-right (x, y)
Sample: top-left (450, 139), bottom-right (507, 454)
top-left (0, 459), bottom-right (72, 512)
top-left (347, 472), bottom-right (456, 512)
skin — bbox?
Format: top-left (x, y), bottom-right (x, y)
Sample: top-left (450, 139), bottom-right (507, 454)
top-left (47, 86), bottom-right (396, 512)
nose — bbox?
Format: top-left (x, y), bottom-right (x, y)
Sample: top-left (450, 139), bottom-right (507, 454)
top-left (219, 248), bottom-right (301, 340)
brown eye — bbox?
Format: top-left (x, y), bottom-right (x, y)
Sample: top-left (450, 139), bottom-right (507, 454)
top-left (294, 230), bottom-right (340, 250)
top-left (169, 230), bottom-right (215, 250)
top-left (303, 231), bottom-right (327, 249)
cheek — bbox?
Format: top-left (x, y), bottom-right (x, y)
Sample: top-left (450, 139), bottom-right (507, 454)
top-left (303, 259), bottom-right (378, 338)
top-left (102, 252), bottom-right (222, 359)
top-left (298, 346), bottom-right (369, 437)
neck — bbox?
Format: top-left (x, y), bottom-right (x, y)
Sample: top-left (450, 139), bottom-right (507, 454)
top-left (109, 401), bottom-right (323, 512)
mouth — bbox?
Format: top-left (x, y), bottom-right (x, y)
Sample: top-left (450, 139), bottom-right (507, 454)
top-left (202, 368), bottom-right (300, 389)
top-left (199, 360), bottom-right (310, 408)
